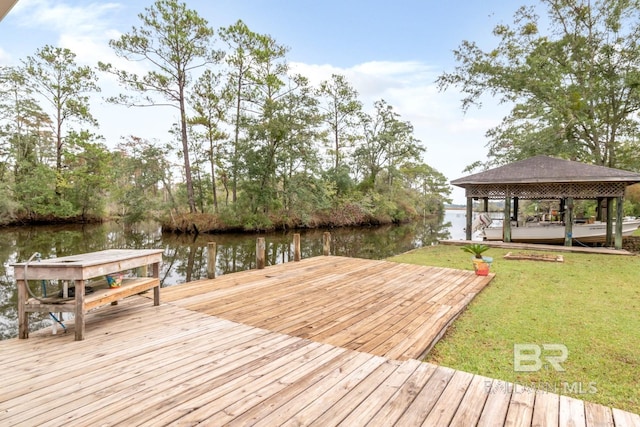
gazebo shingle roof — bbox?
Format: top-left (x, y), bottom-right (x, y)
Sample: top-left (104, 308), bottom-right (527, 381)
top-left (451, 155), bottom-right (640, 186)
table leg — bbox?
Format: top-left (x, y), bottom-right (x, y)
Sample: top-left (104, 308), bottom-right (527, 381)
top-left (152, 262), bottom-right (160, 306)
top-left (74, 279), bottom-right (86, 341)
top-left (17, 278), bottom-right (28, 339)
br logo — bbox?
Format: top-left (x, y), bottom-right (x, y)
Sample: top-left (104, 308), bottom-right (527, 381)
top-left (513, 344), bottom-right (568, 372)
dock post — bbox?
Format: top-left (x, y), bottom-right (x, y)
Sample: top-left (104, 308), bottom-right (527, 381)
top-left (137, 265), bottom-right (148, 278)
top-left (293, 233), bottom-right (301, 261)
top-left (207, 242), bottom-right (217, 279)
top-left (257, 237), bottom-right (266, 269)
top-left (323, 232), bottom-right (331, 256)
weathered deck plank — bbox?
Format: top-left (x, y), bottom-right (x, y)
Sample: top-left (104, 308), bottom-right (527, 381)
top-left (281, 354), bottom-right (389, 426)
top-left (477, 380), bottom-right (513, 426)
top-left (365, 361), bottom-right (438, 425)
top-left (585, 400), bottom-right (615, 426)
top-left (394, 365), bottom-right (456, 425)
top-left (531, 390), bottom-right (560, 427)
top-left (504, 384), bottom-right (537, 426)
top-left (422, 369), bottom-right (475, 425)
top-left (560, 394), bottom-right (587, 427)
top-left (161, 256), bottom-right (494, 360)
top-left (449, 374), bottom-right (494, 426)
top-left (307, 359), bottom-right (401, 426)
top-left (337, 358), bottom-right (423, 426)
top-left (612, 408), bottom-right (640, 426)
top-left (250, 351), bottom-right (378, 426)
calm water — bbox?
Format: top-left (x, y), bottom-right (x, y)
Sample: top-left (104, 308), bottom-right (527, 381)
top-left (0, 210), bottom-right (467, 340)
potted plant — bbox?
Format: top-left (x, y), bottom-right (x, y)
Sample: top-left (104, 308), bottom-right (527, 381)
top-left (106, 272), bottom-right (124, 288)
top-left (461, 244), bottom-right (492, 276)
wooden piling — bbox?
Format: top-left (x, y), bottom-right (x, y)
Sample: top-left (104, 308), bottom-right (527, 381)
top-left (207, 242), bottom-right (217, 279)
top-left (323, 232), bottom-right (331, 256)
top-left (257, 237), bottom-right (266, 269)
top-left (293, 233), bottom-right (301, 261)
top-left (137, 265), bottom-right (148, 278)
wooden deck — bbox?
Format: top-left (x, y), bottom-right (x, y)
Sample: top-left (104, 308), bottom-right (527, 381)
top-left (2, 256), bottom-right (639, 426)
top-left (160, 256), bottom-right (493, 361)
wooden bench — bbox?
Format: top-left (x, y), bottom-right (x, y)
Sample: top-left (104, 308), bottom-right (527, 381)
top-left (13, 249), bottom-right (163, 341)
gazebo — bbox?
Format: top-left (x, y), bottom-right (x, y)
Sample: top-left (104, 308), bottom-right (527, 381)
top-left (451, 155), bottom-right (640, 249)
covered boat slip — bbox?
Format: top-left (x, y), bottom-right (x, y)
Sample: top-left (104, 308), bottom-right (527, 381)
top-left (3, 256), bottom-right (640, 425)
top-left (451, 156), bottom-right (640, 249)
top-left (482, 218), bottom-right (640, 244)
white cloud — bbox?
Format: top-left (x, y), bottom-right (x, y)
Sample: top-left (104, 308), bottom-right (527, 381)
top-left (14, 0), bottom-right (175, 143)
top-left (9, 0), bottom-right (130, 70)
top-left (4, 1), bottom-right (171, 149)
top-left (289, 63), bottom-right (342, 85)
top-left (13, 0), bottom-right (121, 34)
top-left (0, 47), bottom-right (11, 63)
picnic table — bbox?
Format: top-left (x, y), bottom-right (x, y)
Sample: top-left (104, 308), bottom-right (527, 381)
top-left (12, 249), bottom-right (163, 341)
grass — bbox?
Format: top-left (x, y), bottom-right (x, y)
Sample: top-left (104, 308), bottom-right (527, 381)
top-left (389, 245), bottom-right (640, 414)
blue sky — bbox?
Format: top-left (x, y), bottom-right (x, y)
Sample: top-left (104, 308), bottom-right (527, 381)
top-left (0, 0), bottom-right (536, 203)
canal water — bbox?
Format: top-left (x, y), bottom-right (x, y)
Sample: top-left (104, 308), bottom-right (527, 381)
top-left (0, 210), bottom-right (468, 340)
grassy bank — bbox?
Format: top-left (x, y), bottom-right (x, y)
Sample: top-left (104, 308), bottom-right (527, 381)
top-left (160, 203), bottom-right (428, 233)
top-left (389, 245), bottom-right (640, 414)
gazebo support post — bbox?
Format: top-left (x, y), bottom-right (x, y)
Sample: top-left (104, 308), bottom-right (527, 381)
top-left (596, 198), bottom-right (604, 221)
top-left (564, 197), bottom-right (573, 246)
top-left (465, 197), bottom-right (473, 240)
top-left (615, 196), bottom-right (624, 249)
top-left (606, 197), bottom-right (614, 246)
top-left (483, 197), bottom-right (489, 212)
top-left (513, 197), bottom-right (519, 226)
top-left (503, 196), bottom-right (512, 242)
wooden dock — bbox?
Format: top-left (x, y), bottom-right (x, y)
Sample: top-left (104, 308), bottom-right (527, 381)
top-left (1, 256), bottom-right (639, 426)
top-left (160, 256), bottom-right (493, 361)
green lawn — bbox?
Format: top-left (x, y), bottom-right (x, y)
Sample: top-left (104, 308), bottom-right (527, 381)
top-left (389, 245), bottom-right (640, 414)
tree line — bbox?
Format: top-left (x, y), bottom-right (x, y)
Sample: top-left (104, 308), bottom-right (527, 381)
top-left (0, 0), bottom-right (451, 231)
